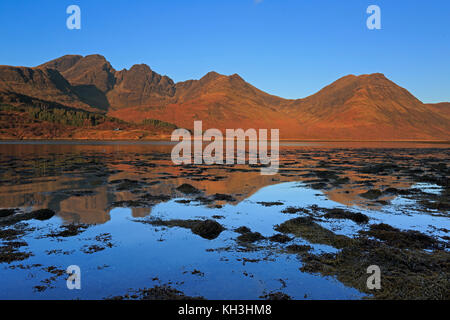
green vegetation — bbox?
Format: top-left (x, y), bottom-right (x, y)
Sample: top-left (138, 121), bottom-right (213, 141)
top-left (141, 118), bottom-right (177, 129)
top-left (0, 104), bottom-right (111, 127)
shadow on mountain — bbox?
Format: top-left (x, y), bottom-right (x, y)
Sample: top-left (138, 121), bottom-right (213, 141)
top-left (72, 84), bottom-right (110, 112)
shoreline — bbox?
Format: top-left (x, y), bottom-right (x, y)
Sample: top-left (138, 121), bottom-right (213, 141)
top-left (0, 138), bottom-right (449, 144)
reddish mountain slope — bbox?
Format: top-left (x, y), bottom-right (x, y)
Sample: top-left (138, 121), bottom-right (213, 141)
top-left (39, 54), bottom-right (116, 93)
top-left (1, 54), bottom-right (449, 140)
top-left (107, 64), bottom-right (176, 109)
top-left (109, 71), bottom-right (298, 131)
top-left (425, 103), bottom-right (450, 121)
top-left (280, 74), bottom-right (450, 140)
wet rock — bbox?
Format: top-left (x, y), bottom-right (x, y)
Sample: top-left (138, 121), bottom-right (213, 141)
top-left (47, 224), bottom-right (89, 238)
top-left (191, 220), bottom-right (224, 240)
top-left (29, 209), bottom-right (55, 221)
top-left (0, 208), bottom-right (55, 225)
top-left (281, 207), bottom-right (310, 215)
top-left (300, 236), bottom-right (450, 299)
top-left (141, 218), bottom-right (224, 240)
top-left (110, 285), bottom-right (204, 300)
top-left (360, 163), bottom-right (399, 174)
top-left (140, 194), bottom-right (171, 202)
top-left (310, 182), bottom-right (328, 190)
top-left (257, 201), bottom-right (284, 207)
top-left (286, 244), bottom-right (311, 253)
top-left (0, 242), bottom-right (32, 264)
top-left (269, 234), bottom-right (293, 243)
top-left (0, 209), bottom-right (17, 218)
top-left (360, 189), bottom-right (383, 200)
top-left (383, 187), bottom-right (413, 196)
top-left (260, 292), bottom-right (291, 300)
top-left (175, 199), bottom-right (191, 204)
top-left (235, 226), bottom-right (251, 234)
top-left (331, 177), bottom-right (350, 185)
top-left (176, 183), bottom-right (200, 194)
top-left (111, 179), bottom-right (145, 191)
top-left (322, 208), bottom-right (369, 224)
top-left (213, 193), bottom-right (236, 202)
top-left (275, 217), bottom-right (353, 249)
top-left (237, 231), bottom-right (265, 243)
top-left (0, 229), bottom-right (22, 241)
top-left (360, 223), bottom-right (441, 250)
top-left (194, 196), bottom-right (214, 205)
top-left (313, 170), bottom-right (339, 180)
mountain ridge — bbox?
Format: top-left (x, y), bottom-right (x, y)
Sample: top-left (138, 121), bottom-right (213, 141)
top-left (0, 54), bottom-right (448, 140)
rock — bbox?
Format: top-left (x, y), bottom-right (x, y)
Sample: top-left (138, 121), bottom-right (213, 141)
top-left (176, 183), bottom-right (200, 194)
top-left (213, 193), bottom-right (236, 201)
top-left (191, 220), bottom-right (224, 240)
top-left (360, 189), bottom-right (383, 200)
top-left (323, 208), bottom-right (369, 224)
top-left (30, 209), bottom-right (55, 221)
top-left (0, 209), bottom-right (16, 218)
top-left (237, 231), bottom-right (265, 243)
top-left (269, 234), bottom-right (293, 243)
top-left (235, 226), bottom-right (251, 234)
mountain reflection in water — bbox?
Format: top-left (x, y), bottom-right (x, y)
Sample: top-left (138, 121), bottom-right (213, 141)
top-left (0, 141), bottom-right (448, 224)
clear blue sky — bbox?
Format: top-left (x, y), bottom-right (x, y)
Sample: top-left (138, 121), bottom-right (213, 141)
top-left (0, 0), bottom-right (449, 103)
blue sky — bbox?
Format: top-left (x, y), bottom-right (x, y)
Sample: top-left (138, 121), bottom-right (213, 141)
top-left (0, 0), bottom-right (449, 103)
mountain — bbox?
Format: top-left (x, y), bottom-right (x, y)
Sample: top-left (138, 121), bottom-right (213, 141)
top-left (38, 54), bottom-right (116, 111)
top-left (280, 73), bottom-right (450, 140)
top-left (0, 65), bottom-right (94, 111)
top-left (107, 64), bottom-right (176, 109)
top-left (0, 54), bottom-right (449, 140)
top-left (108, 71), bottom-right (299, 131)
top-left (426, 102), bottom-right (450, 121)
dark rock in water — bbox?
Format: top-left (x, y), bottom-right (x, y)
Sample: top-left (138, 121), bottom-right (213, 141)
top-left (213, 193), bottom-right (236, 201)
top-left (237, 230), bottom-right (265, 243)
top-left (111, 179), bottom-right (144, 191)
top-left (260, 292), bottom-right (291, 300)
top-left (360, 189), bottom-right (382, 200)
top-left (313, 170), bottom-right (339, 180)
top-left (109, 285), bottom-right (204, 300)
top-left (30, 209), bottom-right (55, 221)
top-left (176, 183), bottom-right (200, 194)
top-left (235, 226), bottom-right (251, 234)
top-left (323, 208), bottom-right (369, 224)
top-left (190, 219), bottom-right (224, 240)
top-left (269, 233), bottom-right (293, 243)
top-left (360, 223), bottom-right (441, 250)
top-left (310, 182), bottom-right (328, 190)
top-left (275, 217), bottom-right (353, 249)
top-left (0, 209), bottom-right (17, 218)
top-left (257, 201), bottom-right (284, 207)
top-left (286, 244), bottom-right (311, 253)
top-left (0, 208), bottom-right (55, 225)
top-left (48, 224), bottom-right (89, 237)
top-left (383, 187), bottom-right (400, 195)
top-left (281, 207), bottom-right (309, 214)
top-left (139, 218), bottom-right (224, 240)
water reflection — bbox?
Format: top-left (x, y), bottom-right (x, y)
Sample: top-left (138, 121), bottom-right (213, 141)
top-left (0, 141), bottom-right (448, 224)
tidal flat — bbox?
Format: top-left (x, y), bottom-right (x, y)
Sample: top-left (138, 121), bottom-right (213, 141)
top-left (0, 141), bottom-right (448, 300)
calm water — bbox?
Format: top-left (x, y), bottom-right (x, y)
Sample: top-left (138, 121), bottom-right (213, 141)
top-left (0, 141), bottom-right (448, 299)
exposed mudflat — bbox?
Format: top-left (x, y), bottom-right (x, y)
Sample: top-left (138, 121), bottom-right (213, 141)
top-left (0, 141), bottom-right (448, 299)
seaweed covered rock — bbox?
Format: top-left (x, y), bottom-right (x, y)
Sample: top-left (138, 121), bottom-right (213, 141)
top-left (176, 183), bottom-right (200, 195)
top-left (191, 220), bottom-right (224, 240)
top-left (322, 208), bottom-right (369, 224)
top-left (360, 223), bottom-right (441, 250)
top-left (360, 189), bottom-right (383, 200)
top-left (30, 209), bottom-right (55, 221)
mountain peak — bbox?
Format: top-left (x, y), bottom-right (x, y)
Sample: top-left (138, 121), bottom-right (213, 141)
top-left (37, 54), bottom-right (83, 73)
